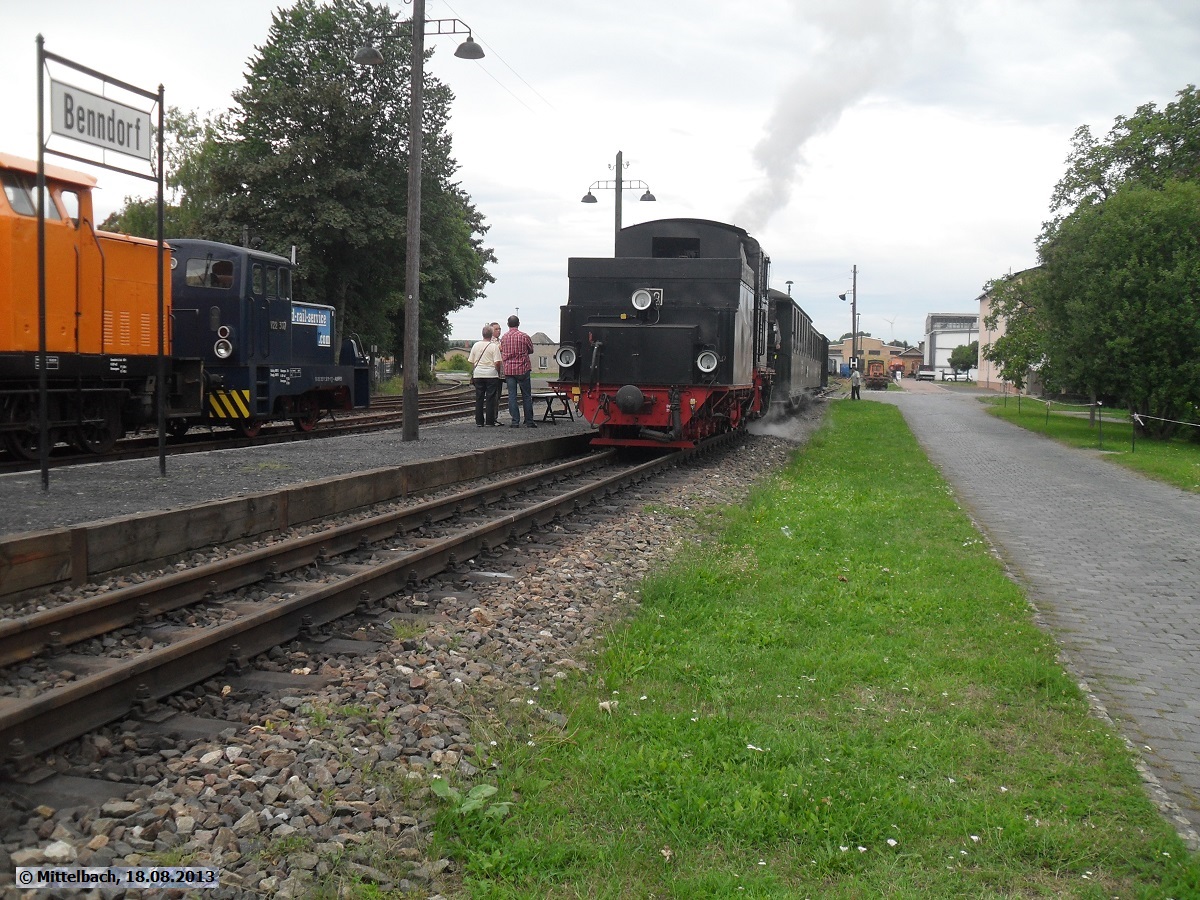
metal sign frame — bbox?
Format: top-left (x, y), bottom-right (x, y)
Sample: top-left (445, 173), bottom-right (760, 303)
top-left (34, 35), bottom-right (166, 488)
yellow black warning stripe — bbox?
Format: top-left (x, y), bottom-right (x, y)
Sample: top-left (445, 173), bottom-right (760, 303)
top-left (208, 389), bottom-right (252, 420)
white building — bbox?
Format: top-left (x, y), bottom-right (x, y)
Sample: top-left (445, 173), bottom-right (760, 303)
top-left (924, 313), bottom-right (980, 376)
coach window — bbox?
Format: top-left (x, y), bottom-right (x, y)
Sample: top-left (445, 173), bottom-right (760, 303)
top-left (252, 264), bottom-right (264, 296)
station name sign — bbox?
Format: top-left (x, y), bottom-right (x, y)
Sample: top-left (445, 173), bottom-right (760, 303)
top-left (49, 79), bottom-right (152, 162)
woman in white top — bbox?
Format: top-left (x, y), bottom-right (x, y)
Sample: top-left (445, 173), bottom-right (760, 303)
top-left (467, 325), bottom-right (503, 426)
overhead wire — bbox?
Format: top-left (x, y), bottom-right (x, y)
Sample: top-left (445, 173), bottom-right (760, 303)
top-left (433, 0), bottom-right (554, 112)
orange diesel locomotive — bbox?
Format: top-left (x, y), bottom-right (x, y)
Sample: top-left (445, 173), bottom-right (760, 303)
top-left (0, 153), bottom-right (201, 457)
top-left (0, 153), bottom-right (370, 460)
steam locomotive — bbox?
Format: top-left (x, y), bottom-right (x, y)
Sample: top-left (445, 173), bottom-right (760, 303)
top-left (0, 152), bottom-right (369, 459)
top-left (552, 218), bottom-right (827, 448)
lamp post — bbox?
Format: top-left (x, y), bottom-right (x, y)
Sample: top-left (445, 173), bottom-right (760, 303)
top-left (354, 1), bottom-right (483, 441)
top-left (581, 150), bottom-right (655, 253)
top-left (838, 264), bottom-right (858, 366)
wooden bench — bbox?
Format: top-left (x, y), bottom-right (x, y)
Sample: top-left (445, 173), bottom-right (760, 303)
top-left (531, 392), bottom-right (574, 423)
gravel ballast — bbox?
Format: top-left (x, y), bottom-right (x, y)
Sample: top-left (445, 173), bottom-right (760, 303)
top-left (0, 411), bottom-right (822, 898)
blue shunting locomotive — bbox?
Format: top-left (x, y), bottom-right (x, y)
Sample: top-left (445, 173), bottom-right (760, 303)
top-left (168, 239), bottom-right (370, 438)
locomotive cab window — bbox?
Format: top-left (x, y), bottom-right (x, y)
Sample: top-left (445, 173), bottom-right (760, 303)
top-left (278, 268), bottom-right (291, 300)
top-left (651, 237), bottom-right (700, 258)
top-left (186, 257), bottom-right (235, 289)
top-left (252, 264), bottom-right (264, 296)
top-left (0, 172), bottom-right (59, 220)
top-left (59, 190), bottom-right (80, 226)
top-left (1, 172), bottom-right (34, 216)
top-left (266, 267), bottom-right (279, 298)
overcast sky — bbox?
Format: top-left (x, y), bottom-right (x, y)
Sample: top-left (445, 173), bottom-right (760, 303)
top-left (4, 0), bottom-right (1199, 346)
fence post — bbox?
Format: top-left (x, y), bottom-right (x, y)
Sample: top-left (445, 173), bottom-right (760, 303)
top-left (1097, 400), bottom-right (1103, 450)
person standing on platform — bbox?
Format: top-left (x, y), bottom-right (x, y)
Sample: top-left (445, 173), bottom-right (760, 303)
top-left (489, 322), bottom-right (504, 425)
top-left (468, 325), bottom-right (502, 426)
top-left (500, 315), bottom-right (536, 427)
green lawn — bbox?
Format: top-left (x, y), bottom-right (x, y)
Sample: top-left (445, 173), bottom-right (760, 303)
top-left (984, 396), bottom-right (1200, 493)
top-left (427, 401), bottom-right (1200, 898)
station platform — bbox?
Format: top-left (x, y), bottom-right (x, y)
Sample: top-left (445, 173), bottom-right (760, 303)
top-left (0, 415), bottom-right (593, 540)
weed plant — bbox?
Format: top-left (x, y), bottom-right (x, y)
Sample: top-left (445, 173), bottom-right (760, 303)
top-left (431, 401), bottom-right (1200, 898)
top-left (985, 397), bottom-right (1200, 493)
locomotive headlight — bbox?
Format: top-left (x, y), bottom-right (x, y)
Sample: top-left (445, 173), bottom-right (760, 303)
top-left (555, 345), bottom-right (578, 368)
top-left (696, 350), bottom-right (719, 374)
top-left (631, 287), bottom-right (662, 311)
top-left (214, 338), bottom-right (234, 359)
top-left (217, 325), bottom-right (232, 339)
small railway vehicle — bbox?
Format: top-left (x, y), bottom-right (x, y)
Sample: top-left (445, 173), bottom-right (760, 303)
top-left (552, 218), bottom-right (827, 448)
top-left (167, 240), bottom-right (369, 438)
top-left (864, 357), bottom-right (890, 390)
top-left (0, 152), bottom-right (369, 458)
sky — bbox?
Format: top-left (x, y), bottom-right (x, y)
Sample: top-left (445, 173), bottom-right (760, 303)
top-left (3, 0), bottom-right (1199, 347)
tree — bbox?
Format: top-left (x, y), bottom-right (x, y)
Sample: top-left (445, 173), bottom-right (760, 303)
top-left (99, 107), bottom-right (219, 237)
top-left (948, 341), bottom-right (978, 376)
top-left (1037, 180), bottom-right (1200, 436)
top-left (1050, 85), bottom-right (1200, 219)
top-left (107, 0), bottom-right (494, 364)
top-left (981, 269), bottom-right (1049, 394)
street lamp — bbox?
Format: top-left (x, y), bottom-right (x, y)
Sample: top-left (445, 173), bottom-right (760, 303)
top-left (581, 150), bottom-right (655, 253)
top-left (354, 1), bottom-right (483, 441)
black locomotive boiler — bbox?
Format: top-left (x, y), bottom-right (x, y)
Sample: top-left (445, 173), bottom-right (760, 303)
top-left (552, 218), bottom-right (827, 448)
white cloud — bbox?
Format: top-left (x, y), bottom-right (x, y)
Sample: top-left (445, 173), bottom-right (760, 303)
top-left (2, 0), bottom-right (1197, 343)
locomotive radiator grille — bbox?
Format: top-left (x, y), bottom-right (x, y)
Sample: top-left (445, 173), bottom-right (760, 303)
top-left (208, 389), bottom-right (253, 420)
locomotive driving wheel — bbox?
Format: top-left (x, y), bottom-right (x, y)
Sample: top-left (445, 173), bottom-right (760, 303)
top-left (3, 396), bottom-right (45, 461)
top-left (71, 396), bottom-right (119, 455)
top-left (166, 419), bottom-right (190, 438)
top-left (235, 418), bottom-right (263, 439)
top-left (292, 397), bottom-right (319, 433)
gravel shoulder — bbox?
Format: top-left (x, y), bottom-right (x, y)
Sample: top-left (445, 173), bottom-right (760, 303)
top-left (0, 409), bottom-right (824, 898)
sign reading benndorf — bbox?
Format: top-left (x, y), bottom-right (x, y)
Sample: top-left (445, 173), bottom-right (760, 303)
top-left (50, 79), bottom-right (153, 162)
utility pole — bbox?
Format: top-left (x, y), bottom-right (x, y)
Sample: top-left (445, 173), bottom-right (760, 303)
top-left (851, 264), bottom-right (858, 363)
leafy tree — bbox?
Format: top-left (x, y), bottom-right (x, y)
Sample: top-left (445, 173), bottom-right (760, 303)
top-left (981, 269), bottom-right (1048, 394)
top-left (948, 341), bottom-right (978, 375)
top-left (1050, 85), bottom-right (1200, 218)
top-left (107, 0), bottom-right (494, 365)
top-left (1037, 180), bottom-right (1200, 436)
top-left (99, 107), bottom-right (218, 237)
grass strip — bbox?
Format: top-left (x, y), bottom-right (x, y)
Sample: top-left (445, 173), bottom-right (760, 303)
top-left (984, 397), bottom-right (1200, 494)
top-left (433, 400), bottom-right (1200, 898)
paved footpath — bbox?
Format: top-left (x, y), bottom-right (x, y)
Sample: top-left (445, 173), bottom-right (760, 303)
top-left (873, 385), bottom-right (1200, 846)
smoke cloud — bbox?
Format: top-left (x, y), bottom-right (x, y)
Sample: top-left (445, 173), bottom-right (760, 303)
top-left (735, 0), bottom-right (949, 232)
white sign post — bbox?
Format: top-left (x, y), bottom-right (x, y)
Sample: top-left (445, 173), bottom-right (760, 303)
top-left (49, 80), bottom-right (154, 162)
top-left (37, 37), bottom-right (166, 488)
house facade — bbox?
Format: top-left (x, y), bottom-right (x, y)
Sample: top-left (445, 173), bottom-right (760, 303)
top-left (924, 313), bottom-right (979, 376)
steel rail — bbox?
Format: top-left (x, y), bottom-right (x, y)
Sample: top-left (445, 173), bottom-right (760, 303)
top-left (0, 443), bottom-right (699, 762)
top-left (0, 451), bottom-right (617, 667)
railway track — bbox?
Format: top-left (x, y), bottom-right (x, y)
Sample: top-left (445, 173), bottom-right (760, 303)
top-left (0, 386), bottom-right (476, 474)
top-left (0, 440), bottom-right (721, 768)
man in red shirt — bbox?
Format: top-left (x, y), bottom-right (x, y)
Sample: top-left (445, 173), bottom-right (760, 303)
top-left (500, 315), bottom-right (536, 427)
